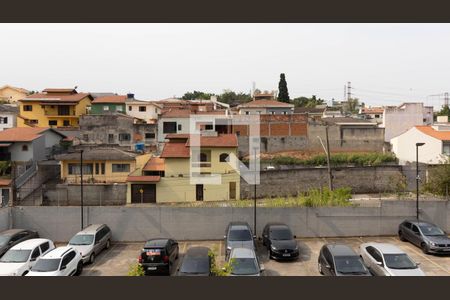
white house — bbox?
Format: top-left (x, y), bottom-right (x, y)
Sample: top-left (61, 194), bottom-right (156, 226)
top-left (390, 125), bottom-right (450, 165)
top-left (237, 100), bottom-right (294, 115)
top-left (0, 105), bottom-right (18, 131)
top-left (126, 99), bottom-right (162, 123)
top-left (382, 102), bottom-right (434, 142)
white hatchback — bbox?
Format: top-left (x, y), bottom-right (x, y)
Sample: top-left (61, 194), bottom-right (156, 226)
top-left (360, 242), bottom-right (425, 276)
top-left (0, 238), bottom-right (55, 276)
top-left (26, 246), bottom-right (83, 276)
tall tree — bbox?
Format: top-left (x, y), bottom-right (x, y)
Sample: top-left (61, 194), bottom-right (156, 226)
top-left (437, 105), bottom-right (450, 117)
top-left (181, 91), bottom-right (214, 100)
top-left (277, 73), bottom-right (290, 103)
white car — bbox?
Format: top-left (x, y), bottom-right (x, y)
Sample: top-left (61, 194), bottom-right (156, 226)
top-left (26, 246), bottom-right (83, 276)
top-left (359, 242), bottom-right (425, 276)
top-left (0, 238), bottom-right (55, 276)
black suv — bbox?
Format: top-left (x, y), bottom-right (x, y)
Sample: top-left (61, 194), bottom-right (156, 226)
top-left (318, 244), bottom-right (371, 276)
top-left (398, 219), bottom-right (450, 254)
top-left (139, 238), bottom-right (179, 275)
top-left (261, 223), bottom-right (299, 260)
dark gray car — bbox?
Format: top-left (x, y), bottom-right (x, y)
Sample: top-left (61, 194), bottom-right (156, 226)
top-left (176, 246), bottom-right (211, 276)
top-left (0, 229), bottom-right (39, 258)
top-left (398, 220), bottom-right (450, 254)
top-left (318, 244), bottom-right (371, 276)
top-left (224, 222), bottom-right (256, 260)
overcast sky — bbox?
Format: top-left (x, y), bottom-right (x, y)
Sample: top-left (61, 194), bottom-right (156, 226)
top-left (1, 23), bottom-right (450, 108)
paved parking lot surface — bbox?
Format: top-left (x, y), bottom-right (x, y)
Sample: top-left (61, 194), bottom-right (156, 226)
top-left (79, 236), bottom-right (450, 276)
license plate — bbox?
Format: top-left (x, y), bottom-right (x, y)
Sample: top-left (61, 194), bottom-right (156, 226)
top-left (282, 253), bottom-right (291, 257)
top-left (147, 267), bottom-right (157, 271)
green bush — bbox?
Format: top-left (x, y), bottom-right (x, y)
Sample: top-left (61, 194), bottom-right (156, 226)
top-left (127, 263), bottom-right (145, 276)
top-left (208, 248), bottom-right (234, 276)
top-left (423, 161), bottom-right (450, 196)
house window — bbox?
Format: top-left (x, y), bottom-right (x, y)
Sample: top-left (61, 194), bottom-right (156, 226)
top-left (108, 134), bottom-right (115, 143)
top-left (22, 145), bottom-right (28, 151)
top-left (112, 164), bottom-right (130, 173)
top-left (101, 163), bottom-right (105, 174)
top-left (374, 114), bottom-right (380, 118)
top-left (29, 120), bottom-right (38, 125)
top-left (205, 124), bottom-right (213, 130)
top-left (68, 163), bottom-right (93, 175)
top-left (116, 105), bottom-right (123, 112)
top-left (63, 120), bottom-right (70, 126)
top-left (163, 122), bottom-right (177, 134)
top-left (219, 153), bottom-right (229, 162)
top-left (95, 163), bottom-right (99, 175)
top-left (145, 133), bottom-right (155, 139)
top-left (271, 111), bottom-right (275, 115)
top-left (24, 105), bottom-right (33, 111)
top-left (82, 134), bottom-right (89, 142)
top-left (103, 106), bottom-right (109, 111)
top-left (245, 111), bottom-right (249, 115)
top-left (118, 133), bottom-right (131, 141)
top-left (199, 153), bottom-right (208, 162)
top-left (128, 106), bottom-right (132, 111)
top-left (177, 124), bottom-right (182, 131)
top-left (139, 106), bottom-right (146, 112)
top-left (444, 143), bottom-right (450, 155)
top-left (0, 117), bottom-right (7, 124)
top-left (236, 131), bottom-right (240, 136)
top-left (48, 120), bottom-right (57, 126)
top-left (283, 111), bottom-right (287, 115)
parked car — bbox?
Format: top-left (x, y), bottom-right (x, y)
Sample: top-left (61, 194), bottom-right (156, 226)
top-left (262, 223), bottom-right (299, 260)
top-left (398, 219), bottom-right (450, 254)
top-left (67, 224), bottom-right (112, 264)
top-left (0, 229), bottom-right (39, 257)
top-left (176, 246), bottom-right (211, 276)
top-left (360, 242), bottom-right (425, 276)
top-left (224, 222), bottom-right (256, 259)
top-left (27, 246), bottom-right (83, 276)
top-left (318, 244), bottom-right (371, 276)
top-left (139, 238), bottom-right (179, 276)
top-left (228, 247), bottom-right (264, 276)
top-left (0, 238), bottom-right (55, 276)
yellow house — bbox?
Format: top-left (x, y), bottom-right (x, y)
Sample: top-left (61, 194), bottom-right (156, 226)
top-left (0, 85), bottom-right (30, 104)
top-left (55, 148), bottom-right (150, 184)
top-left (17, 88), bottom-right (93, 128)
top-left (126, 133), bottom-right (240, 203)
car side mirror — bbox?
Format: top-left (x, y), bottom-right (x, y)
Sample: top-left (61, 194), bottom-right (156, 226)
top-left (30, 257), bottom-right (37, 262)
top-left (325, 264), bottom-right (331, 269)
top-left (416, 262), bottom-right (421, 266)
top-left (375, 261), bottom-right (383, 266)
top-left (60, 265), bottom-right (67, 270)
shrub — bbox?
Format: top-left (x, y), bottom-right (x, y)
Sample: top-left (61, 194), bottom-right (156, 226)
top-left (208, 248), bottom-right (234, 276)
top-left (423, 161), bottom-right (450, 196)
top-left (127, 262), bottom-right (145, 276)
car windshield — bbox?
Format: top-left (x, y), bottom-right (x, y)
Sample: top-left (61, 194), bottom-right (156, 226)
top-left (180, 257), bottom-right (209, 274)
top-left (229, 229), bottom-right (252, 241)
top-left (31, 258), bottom-right (61, 272)
top-left (270, 228), bottom-right (293, 240)
top-left (0, 236), bottom-right (9, 247)
top-left (0, 249), bottom-right (31, 263)
top-left (334, 256), bottom-right (368, 274)
top-left (231, 258), bottom-right (259, 275)
top-left (69, 234), bottom-right (94, 245)
top-left (384, 254), bottom-right (417, 269)
top-left (419, 224), bottom-right (445, 236)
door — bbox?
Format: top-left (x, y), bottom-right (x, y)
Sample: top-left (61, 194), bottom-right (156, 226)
top-left (94, 230), bottom-right (104, 254)
top-left (229, 182), bottom-right (236, 200)
top-left (196, 184), bottom-right (203, 201)
top-left (29, 247), bottom-right (41, 271)
top-left (131, 184), bottom-right (156, 203)
top-left (367, 247), bottom-right (384, 276)
top-left (410, 225), bottom-right (422, 246)
top-left (60, 251), bottom-right (76, 276)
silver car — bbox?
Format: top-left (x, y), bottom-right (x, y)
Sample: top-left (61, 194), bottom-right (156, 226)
top-left (67, 224), bottom-right (112, 264)
top-left (224, 222), bottom-right (256, 260)
top-left (360, 242), bottom-right (425, 276)
top-left (228, 247), bottom-right (264, 276)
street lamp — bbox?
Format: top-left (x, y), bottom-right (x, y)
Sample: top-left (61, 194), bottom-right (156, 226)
top-left (317, 124), bottom-right (333, 191)
top-left (253, 147), bottom-right (257, 237)
top-left (415, 142), bottom-right (425, 220)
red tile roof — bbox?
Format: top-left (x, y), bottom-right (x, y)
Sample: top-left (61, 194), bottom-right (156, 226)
top-left (160, 142), bottom-right (191, 158)
top-left (0, 179), bottom-right (11, 187)
top-left (143, 157), bottom-right (165, 171)
top-left (164, 134), bottom-right (190, 140)
top-left (92, 95), bottom-right (127, 104)
top-left (238, 100), bottom-right (294, 108)
top-left (187, 134), bottom-right (238, 148)
top-left (0, 127), bottom-right (54, 142)
top-left (126, 175), bottom-right (161, 182)
top-left (416, 126), bottom-right (450, 141)
top-left (161, 109), bottom-right (192, 118)
top-left (42, 88), bottom-right (77, 94)
top-left (361, 107), bottom-right (384, 114)
top-left (21, 93), bottom-right (93, 103)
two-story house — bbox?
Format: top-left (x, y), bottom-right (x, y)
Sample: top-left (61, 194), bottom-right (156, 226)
top-left (237, 100), bottom-right (294, 115)
top-left (0, 85), bottom-right (30, 104)
top-left (17, 88), bottom-right (93, 128)
top-left (90, 94), bottom-right (129, 114)
top-left (0, 105), bottom-right (18, 131)
top-left (126, 98), bottom-right (161, 123)
top-left (126, 133), bottom-right (240, 203)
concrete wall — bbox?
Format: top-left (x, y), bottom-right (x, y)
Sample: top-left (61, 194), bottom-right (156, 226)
top-left (0, 208), bottom-right (10, 231)
top-left (9, 200), bottom-right (449, 242)
top-left (240, 166), bottom-right (404, 199)
top-left (0, 112), bottom-right (16, 131)
top-left (43, 184), bottom-right (127, 206)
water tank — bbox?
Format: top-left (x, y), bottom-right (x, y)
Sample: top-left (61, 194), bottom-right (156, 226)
top-left (135, 142), bottom-right (145, 152)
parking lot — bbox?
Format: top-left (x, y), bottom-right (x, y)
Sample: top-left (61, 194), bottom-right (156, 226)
top-left (79, 236), bottom-right (450, 276)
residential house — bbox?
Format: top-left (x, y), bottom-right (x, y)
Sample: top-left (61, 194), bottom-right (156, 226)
top-left (0, 179), bottom-right (12, 207)
top-left (391, 125), bottom-right (450, 165)
top-left (0, 85), bottom-right (30, 104)
top-left (17, 88), bottom-right (93, 128)
top-left (56, 148), bottom-right (150, 184)
top-left (126, 98), bottom-right (162, 123)
top-left (90, 94), bottom-right (128, 114)
top-left (322, 106), bottom-right (344, 118)
top-left (253, 91), bottom-right (277, 101)
top-left (0, 105), bottom-right (18, 131)
top-left (237, 100), bottom-right (294, 115)
top-left (126, 133), bottom-right (240, 203)
top-left (294, 106), bottom-right (326, 121)
top-left (359, 107), bottom-right (384, 123)
top-left (77, 113), bottom-right (157, 151)
top-left (382, 102), bottom-right (433, 142)
top-left (0, 127), bottom-right (66, 163)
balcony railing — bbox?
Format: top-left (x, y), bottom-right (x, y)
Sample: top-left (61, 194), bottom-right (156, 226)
top-left (191, 161), bottom-right (212, 168)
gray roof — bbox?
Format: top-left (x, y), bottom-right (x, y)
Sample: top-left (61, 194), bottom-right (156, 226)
top-left (55, 148), bottom-right (139, 161)
top-left (0, 105), bottom-right (18, 114)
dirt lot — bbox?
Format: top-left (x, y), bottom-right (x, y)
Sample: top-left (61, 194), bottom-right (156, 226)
top-left (79, 236), bottom-right (450, 276)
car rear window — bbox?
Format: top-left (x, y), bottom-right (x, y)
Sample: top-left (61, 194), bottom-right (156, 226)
top-left (180, 257), bottom-right (209, 274)
top-left (31, 258), bottom-right (61, 272)
top-left (229, 229), bottom-right (252, 241)
top-left (0, 249), bottom-right (32, 263)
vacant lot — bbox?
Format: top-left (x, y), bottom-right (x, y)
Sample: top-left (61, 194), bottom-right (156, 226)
top-left (79, 236), bottom-right (450, 276)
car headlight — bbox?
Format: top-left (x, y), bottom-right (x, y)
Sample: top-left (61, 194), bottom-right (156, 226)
top-left (429, 241), bottom-right (436, 246)
top-left (270, 245), bottom-right (277, 250)
top-left (294, 245), bottom-right (299, 250)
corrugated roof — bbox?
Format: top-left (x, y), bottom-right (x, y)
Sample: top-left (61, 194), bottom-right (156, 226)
top-left (42, 88), bottom-right (77, 93)
top-left (0, 105), bottom-right (19, 113)
top-left (416, 126), bottom-right (450, 141)
top-left (92, 95), bottom-right (127, 104)
top-left (238, 100), bottom-right (294, 108)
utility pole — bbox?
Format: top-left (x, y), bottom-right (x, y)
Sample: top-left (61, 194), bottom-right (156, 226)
top-left (445, 92), bottom-right (449, 107)
top-left (317, 125), bottom-right (333, 191)
top-left (347, 81), bottom-right (352, 101)
top-left (253, 148), bottom-right (257, 237)
top-left (80, 149), bottom-right (84, 230)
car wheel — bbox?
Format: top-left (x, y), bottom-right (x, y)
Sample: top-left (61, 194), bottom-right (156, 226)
top-left (75, 261), bottom-right (83, 276)
top-left (398, 231), bottom-right (406, 242)
top-left (421, 243), bottom-right (429, 254)
top-left (318, 262), bottom-right (323, 275)
top-left (105, 239), bottom-right (111, 249)
top-left (89, 253), bottom-right (95, 264)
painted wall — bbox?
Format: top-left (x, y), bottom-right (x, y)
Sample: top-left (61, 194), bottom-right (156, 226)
top-left (126, 102), bottom-right (160, 121)
top-left (0, 87), bottom-right (27, 104)
top-left (157, 117), bottom-right (190, 142)
top-left (8, 136), bottom-right (45, 162)
top-left (61, 160), bottom-right (137, 183)
top-left (91, 103), bottom-right (125, 114)
top-left (0, 112), bottom-right (16, 131)
top-left (391, 127), bottom-right (445, 164)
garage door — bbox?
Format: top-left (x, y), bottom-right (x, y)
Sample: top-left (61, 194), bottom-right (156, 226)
top-left (131, 184), bottom-right (156, 203)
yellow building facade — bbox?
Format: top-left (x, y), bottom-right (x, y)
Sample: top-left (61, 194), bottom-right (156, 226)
top-left (0, 85), bottom-right (30, 104)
